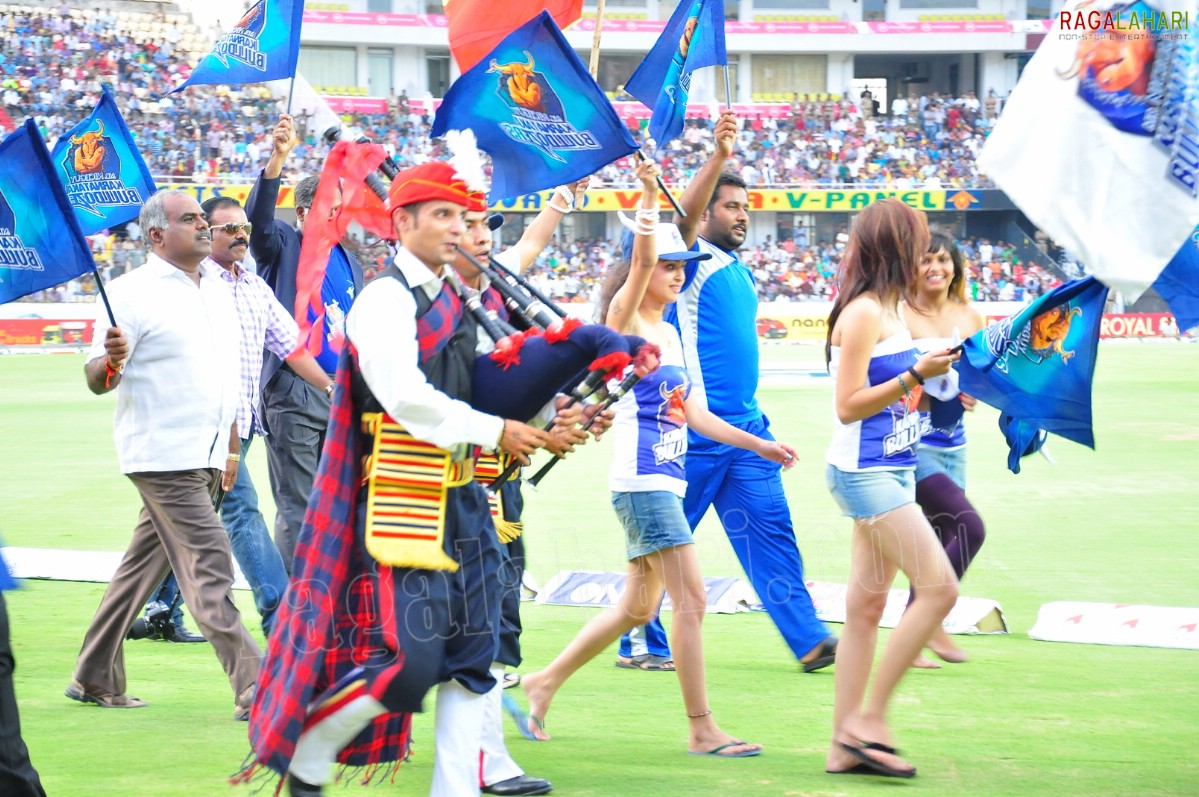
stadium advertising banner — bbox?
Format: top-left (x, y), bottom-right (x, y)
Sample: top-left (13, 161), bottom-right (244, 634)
top-left (169, 185), bottom-right (1011, 213)
top-left (0, 312), bottom-right (1183, 346)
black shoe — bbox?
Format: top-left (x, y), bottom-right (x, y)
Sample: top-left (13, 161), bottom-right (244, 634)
top-left (162, 624), bottom-right (206, 643)
top-left (482, 774), bottom-right (553, 796)
top-left (286, 773), bottom-right (323, 796)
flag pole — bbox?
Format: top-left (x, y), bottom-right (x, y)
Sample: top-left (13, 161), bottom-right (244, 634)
top-left (723, 65), bottom-right (733, 109)
top-left (588, 0), bottom-right (606, 78)
top-left (587, 0), bottom-right (685, 218)
top-left (286, 75), bottom-right (295, 115)
top-left (92, 269), bottom-right (117, 327)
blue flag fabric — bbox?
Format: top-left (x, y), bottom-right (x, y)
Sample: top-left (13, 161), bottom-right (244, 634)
top-left (169, 0), bottom-right (303, 93)
top-left (957, 277), bottom-right (1108, 466)
top-left (1153, 230), bottom-right (1199, 332)
top-left (430, 11), bottom-right (638, 201)
top-left (0, 120), bottom-right (97, 304)
top-left (998, 413), bottom-right (1049, 475)
top-left (0, 548), bottom-right (15, 592)
top-left (50, 87), bottom-right (157, 237)
top-left (624, 0), bottom-right (726, 146)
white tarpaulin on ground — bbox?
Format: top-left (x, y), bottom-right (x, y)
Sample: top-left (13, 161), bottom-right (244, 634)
top-left (1029, 601), bottom-right (1199, 649)
top-left (4, 547), bottom-right (251, 591)
top-left (536, 570), bottom-right (1008, 633)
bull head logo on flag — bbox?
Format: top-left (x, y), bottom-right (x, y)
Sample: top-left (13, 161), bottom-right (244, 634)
top-left (431, 11), bottom-right (638, 200)
top-left (50, 87), bottom-right (157, 234)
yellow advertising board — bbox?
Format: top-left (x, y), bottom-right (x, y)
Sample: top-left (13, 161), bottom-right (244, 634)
top-left (755, 303), bottom-right (831, 342)
top-left (169, 185), bottom-right (987, 213)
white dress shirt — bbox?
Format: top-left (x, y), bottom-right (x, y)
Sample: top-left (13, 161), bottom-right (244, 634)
top-left (88, 254), bottom-right (240, 474)
top-left (345, 248), bottom-right (504, 450)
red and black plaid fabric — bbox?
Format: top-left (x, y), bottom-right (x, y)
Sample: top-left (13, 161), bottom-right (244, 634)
top-left (480, 284), bottom-right (510, 323)
top-left (418, 280), bottom-right (463, 364)
top-left (240, 345), bottom-right (411, 785)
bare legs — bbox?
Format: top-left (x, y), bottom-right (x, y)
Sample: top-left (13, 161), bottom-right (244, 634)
top-left (826, 503), bottom-right (958, 775)
top-left (521, 544), bottom-right (759, 756)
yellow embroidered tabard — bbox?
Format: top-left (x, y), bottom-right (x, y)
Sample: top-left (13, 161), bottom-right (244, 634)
top-left (475, 452), bottom-right (524, 544)
top-left (360, 412), bottom-right (474, 572)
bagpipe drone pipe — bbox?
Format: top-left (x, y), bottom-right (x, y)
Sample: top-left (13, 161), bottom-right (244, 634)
top-left (316, 132), bottom-right (662, 485)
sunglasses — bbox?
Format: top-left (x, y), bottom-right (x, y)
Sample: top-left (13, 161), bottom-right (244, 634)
top-left (214, 222), bottom-right (253, 236)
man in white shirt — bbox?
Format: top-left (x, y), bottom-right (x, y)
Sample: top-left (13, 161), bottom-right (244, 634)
top-left (134, 197), bottom-right (333, 641)
top-left (246, 162), bottom-right (557, 797)
top-left (67, 190), bottom-right (262, 719)
top-left (450, 189), bottom-right (589, 797)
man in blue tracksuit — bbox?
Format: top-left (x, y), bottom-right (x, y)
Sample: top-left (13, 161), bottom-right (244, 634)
top-left (619, 111), bottom-right (837, 673)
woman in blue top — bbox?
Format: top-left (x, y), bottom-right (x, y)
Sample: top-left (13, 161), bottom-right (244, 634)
top-left (904, 232), bottom-right (987, 668)
top-left (823, 199), bottom-right (959, 779)
top-left (520, 160), bottom-right (794, 758)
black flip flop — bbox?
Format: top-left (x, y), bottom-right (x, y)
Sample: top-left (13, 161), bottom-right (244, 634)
top-left (826, 763), bottom-right (877, 775)
top-left (802, 637), bottom-right (838, 673)
top-left (838, 740), bottom-right (917, 779)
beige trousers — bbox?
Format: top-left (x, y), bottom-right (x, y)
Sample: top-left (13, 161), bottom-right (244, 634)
top-left (73, 468), bottom-right (262, 701)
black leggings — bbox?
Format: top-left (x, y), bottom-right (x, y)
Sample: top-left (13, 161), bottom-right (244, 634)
top-left (908, 472), bottom-right (986, 604)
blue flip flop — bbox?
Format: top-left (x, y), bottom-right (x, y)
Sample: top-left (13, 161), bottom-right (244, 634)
top-left (501, 693), bottom-right (541, 742)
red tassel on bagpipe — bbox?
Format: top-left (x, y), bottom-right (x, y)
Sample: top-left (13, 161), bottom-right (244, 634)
top-left (489, 327), bottom-right (542, 371)
top-left (543, 316), bottom-right (583, 344)
top-left (586, 350), bottom-right (633, 381)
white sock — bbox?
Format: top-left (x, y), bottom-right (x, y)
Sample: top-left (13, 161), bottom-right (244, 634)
top-left (289, 694), bottom-right (387, 786)
top-left (431, 680), bottom-right (485, 797)
top-left (480, 665), bottom-right (523, 787)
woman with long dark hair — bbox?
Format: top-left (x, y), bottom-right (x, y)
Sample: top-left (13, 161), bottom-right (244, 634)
top-left (520, 159), bottom-right (793, 758)
top-left (823, 199), bottom-right (960, 778)
top-left (904, 232), bottom-right (987, 668)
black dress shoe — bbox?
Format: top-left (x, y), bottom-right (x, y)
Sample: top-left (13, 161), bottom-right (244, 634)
top-left (482, 774), bottom-right (553, 796)
top-left (162, 624), bottom-right (206, 643)
top-left (287, 773), bottom-right (323, 796)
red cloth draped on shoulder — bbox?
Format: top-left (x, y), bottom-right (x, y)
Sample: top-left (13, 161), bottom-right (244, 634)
top-left (294, 140), bottom-right (394, 357)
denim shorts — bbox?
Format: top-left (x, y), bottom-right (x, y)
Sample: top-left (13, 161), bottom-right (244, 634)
top-left (915, 445), bottom-right (967, 491)
top-left (825, 464), bottom-right (916, 519)
top-left (611, 490), bottom-right (694, 560)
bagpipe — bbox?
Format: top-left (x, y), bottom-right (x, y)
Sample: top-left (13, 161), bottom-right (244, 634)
top-left (313, 131), bottom-right (661, 489)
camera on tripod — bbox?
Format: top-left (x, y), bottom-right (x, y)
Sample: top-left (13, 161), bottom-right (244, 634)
top-left (126, 600), bottom-right (175, 640)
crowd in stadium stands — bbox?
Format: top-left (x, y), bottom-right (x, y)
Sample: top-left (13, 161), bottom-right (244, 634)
top-left (5, 3), bottom-right (1047, 306)
top-left (506, 235), bottom-right (1061, 306)
top-left (1, 5), bottom-right (1004, 190)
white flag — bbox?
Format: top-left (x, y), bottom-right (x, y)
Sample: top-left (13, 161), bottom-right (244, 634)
top-left (978, 0), bottom-right (1199, 301)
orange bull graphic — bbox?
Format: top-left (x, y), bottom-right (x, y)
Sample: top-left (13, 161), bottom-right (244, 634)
top-left (1030, 304), bottom-right (1083, 362)
top-left (660, 381), bottom-right (687, 425)
top-left (488, 51), bottom-right (544, 113)
top-left (70, 120), bottom-right (106, 174)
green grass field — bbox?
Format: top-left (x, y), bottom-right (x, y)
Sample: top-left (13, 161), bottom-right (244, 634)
top-left (2, 343), bottom-right (1198, 796)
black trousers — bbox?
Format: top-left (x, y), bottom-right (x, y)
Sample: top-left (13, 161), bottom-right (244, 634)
top-left (262, 369), bottom-right (332, 573)
top-left (495, 481), bottom-right (526, 668)
top-left (0, 592), bottom-right (46, 797)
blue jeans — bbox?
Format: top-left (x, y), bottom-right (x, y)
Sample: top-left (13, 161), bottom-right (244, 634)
top-left (145, 436), bottom-right (288, 635)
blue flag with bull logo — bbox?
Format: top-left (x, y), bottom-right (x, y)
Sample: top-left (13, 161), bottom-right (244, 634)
top-left (624, 0), bottom-right (726, 146)
top-left (956, 276), bottom-right (1108, 469)
top-left (50, 87), bottom-right (157, 237)
top-left (169, 0), bottom-right (304, 93)
top-left (0, 120), bottom-right (97, 304)
top-left (430, 11), bottom-right (639, 201)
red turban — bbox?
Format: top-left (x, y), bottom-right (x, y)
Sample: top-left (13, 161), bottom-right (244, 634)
top-left (389, 161), bottom-right (487, 212)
